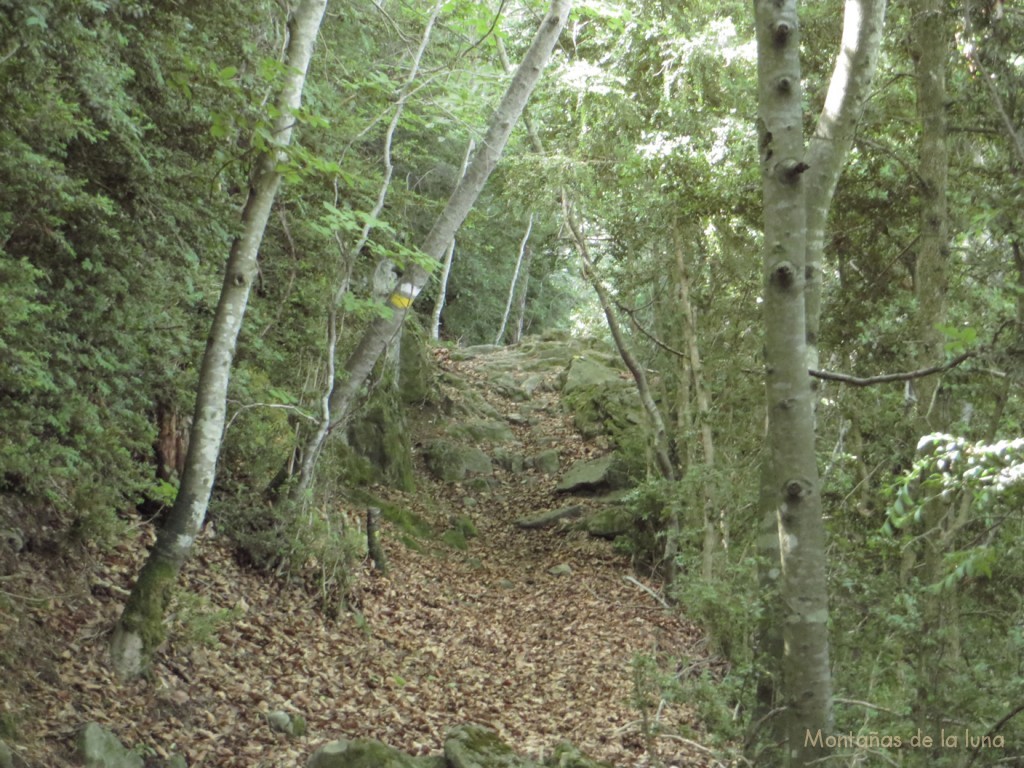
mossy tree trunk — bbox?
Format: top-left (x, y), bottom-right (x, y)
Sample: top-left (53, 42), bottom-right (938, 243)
top-left (907, 0), bottom-right (955, 748)
top-left (110, 0), bottom-right (327, 679)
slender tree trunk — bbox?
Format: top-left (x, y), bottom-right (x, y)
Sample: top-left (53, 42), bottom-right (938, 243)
top-left (564, 194), bottom-right (676, 486)
top-left (287, 0), bottom-right (571, 494)
top-left (496, 213), bottom-right (534, 344)
top-left (511, 245), bottom-right (534, 343)
top-left (110, 0), bottom-right (328, 679)
top-left (287, 3), bottom-right (441, 504)
top-left (749, 0), bottom-right (886, 759)
top-left (431, 139), bottom-right (475, 341)
top-left (564, 193), bottom-right (680, 590)
top-left (803, 0), bottom-right (888, 373)
top-left (909, 0), bottom-right (954, 747)
top-left (670, 226), bottom-right (718, 581)
top-left (754, 0), bottom-right (833, 763)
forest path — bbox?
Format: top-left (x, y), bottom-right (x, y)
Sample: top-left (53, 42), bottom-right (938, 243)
top-left (13, 341), bottom-right (715, 768)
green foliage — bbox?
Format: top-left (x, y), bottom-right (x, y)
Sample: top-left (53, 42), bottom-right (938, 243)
top-left (884, 433), bottom-right (1024, 588)
top-left (611, 479), bottom-right (681, 572)
top-left (169, 590), bottom-right (242, 649)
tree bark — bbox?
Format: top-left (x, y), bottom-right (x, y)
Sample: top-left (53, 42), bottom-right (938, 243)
top-left (431, 139), bottom-right (475, 341)
top-left (803, 0), bottom-right (888, 373)
top-left (496, 213), bottom-right (534, 344)
top-left (670, 226), bottom-right (718, 581)
top-left (908, 0), bottom-right (955, 748)
top-left (288, 0), bottom-right (571, 494)
top-left (754, 0), bottom-right (833, 762)
top-left (287, 3), bottom-right (441, 504)
top-left (110, 0), bottom-right (328, 679)
top-left (511, 244), bottom-right (534, 344)
top-left (750, 1), bottom-right (886, 760)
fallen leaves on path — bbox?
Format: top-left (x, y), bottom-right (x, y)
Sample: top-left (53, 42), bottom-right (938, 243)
top-left (2, 344), bottom-right (721, 767)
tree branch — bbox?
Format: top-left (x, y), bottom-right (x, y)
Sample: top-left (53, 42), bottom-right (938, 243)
top-left (614, 301), bottom-right (689, 360)
top-left (809, 351), bottom-right (973, 387)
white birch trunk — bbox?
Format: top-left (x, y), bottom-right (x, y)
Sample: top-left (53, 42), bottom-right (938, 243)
top-left (496, 213), bottom-right (534, 344)
top-left (110, 0), bottom-right (328, 679)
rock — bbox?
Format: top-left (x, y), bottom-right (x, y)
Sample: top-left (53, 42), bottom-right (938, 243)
top-left (450, 344), bottom-right (504, 360)
top-left (493, 448), bottom-right (525, 473)
top-left (444, 724), bottom-right (540, 768)
top-left (164, 755), bottom-right (188, 768)
top-left (422, 440), bottom-right (493, 483)
top-left (0, 740), bottom-right (13, 768)
top-left (527, 449), bottom-right (560, 475)
top-left (77, 723), bottom-right (142, 768)
top-left (307, 738), bottom-right (443, 768)
top-left (556, 455), bottom-right (629, 492)
top-left (515, 505), bottom-right (583, 529)
top-left (543, 742), bottom-right (614, 768)
top-left (548, 563), bottom-right (573, 576)
top-left (584, 506), bottom-right (633, 539)
top-left (452, 419), bottom-right (515, 444)
top-left (559, 356), bottom-right (649, 481)
top-left (489, 373), bottom-right (529, 401)
top-left (267, 710), bottom-right (306, 737)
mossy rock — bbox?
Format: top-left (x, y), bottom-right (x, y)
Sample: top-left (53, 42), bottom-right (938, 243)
top-left (448, 419), bottom-right (515, 444)
top-left (422, 440), bottom-right (493, 483)
top-left (348, 387), bottom-right (415, 492)
top-left (399, 318), bottom-right (435, 405)
top-left (583, 506), bottom-right (633, 539)
top-left (556, 454), bottom-right (631, 492)
top-left (77, 723), bottom-right (142, 768)
top-left (444, 724), bottom-right (540, 768)
top-left (307, 738), bottom-right (443, 768)
top-left (527, 449), bottom-right (560, 475)
top-left (543, 742), bottom-right (614, 768)
top-left (492, 448), bottom-right (525, 473)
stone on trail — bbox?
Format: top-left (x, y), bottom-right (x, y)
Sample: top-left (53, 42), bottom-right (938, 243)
top-left (444, 724), bottom-right (541, 768)
top-left (555, 454), bottom-right (629, 492)
top-left (306, 738), bottom-right (444, 768)
top-left (77, 723), bottom-right (143, 768)
top-left (514, 505), bottom-right (583, 529)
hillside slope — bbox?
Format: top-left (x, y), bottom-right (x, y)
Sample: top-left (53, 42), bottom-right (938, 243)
top-left (0, 338), bottom-right (717, 767)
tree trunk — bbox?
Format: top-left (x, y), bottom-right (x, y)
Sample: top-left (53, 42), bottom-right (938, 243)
top-left (511, 244), bottom-right (534, 344)
top-left (431, 139), bottom-right (475, 341)
top-left (564, 194), bottom-right (676, 486)
top-left (909, 0), bottom-right (954, 748)
top-left (496, 213), bottom-right (534, 344)
top-left (670, 226), bottom-right (718, 581)
top-left (749, 0), bottom-right (886, 759)
top-left (287, 3), bottom-right (441, 504)
top-left (110, 0), bottom-right (328, 679)
top-left (754, 0), bottom-right (833, 763)
top-left (803, 0), bottom-right (888, 373)
top-left (287, 0), bottom-right (571, 496)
